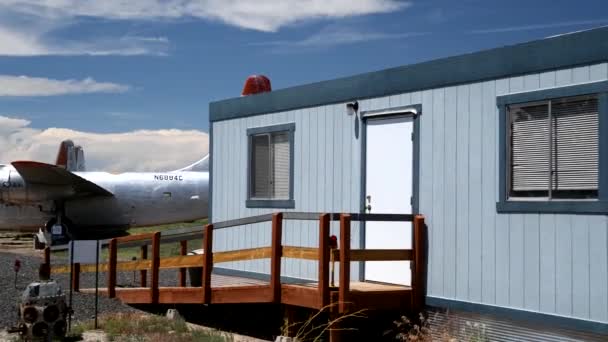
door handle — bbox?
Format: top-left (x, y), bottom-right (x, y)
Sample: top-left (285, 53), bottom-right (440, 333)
top-left (366, 195), bottom-right (372, 213)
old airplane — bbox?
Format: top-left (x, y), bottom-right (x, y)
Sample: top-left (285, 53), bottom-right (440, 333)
top-left (0, 140), bottom-right (209, 247)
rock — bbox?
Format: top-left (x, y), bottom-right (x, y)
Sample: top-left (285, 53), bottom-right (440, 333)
top-left (82, 330), bottom-right (108, 342)
top-left (166, 309), bottom-right (181, 321)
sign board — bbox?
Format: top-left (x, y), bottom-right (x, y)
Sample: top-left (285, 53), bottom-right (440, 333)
top-left (69, 240), bottom-right (101, 264)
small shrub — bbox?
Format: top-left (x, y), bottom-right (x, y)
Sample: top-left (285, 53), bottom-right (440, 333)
top-left (390, 312), bottom-right (489, 342)
top-left (68, 312), bottom-right (232, 342)
top-left (391, 313), bottom-right (433, 342)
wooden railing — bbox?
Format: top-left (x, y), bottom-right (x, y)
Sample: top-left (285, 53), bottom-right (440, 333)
top-left (51, 212), bottom-right (427, 312)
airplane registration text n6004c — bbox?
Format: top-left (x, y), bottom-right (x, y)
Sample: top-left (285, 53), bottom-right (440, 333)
top-left (154, 174), bottom-right (184, 181)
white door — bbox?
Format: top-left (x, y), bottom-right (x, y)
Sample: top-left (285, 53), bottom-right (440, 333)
top-left (364, 115), bottom-right (414, 285)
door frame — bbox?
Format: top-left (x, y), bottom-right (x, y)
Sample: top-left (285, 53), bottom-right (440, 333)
top-left (359, 104), bottom-right (422, 281)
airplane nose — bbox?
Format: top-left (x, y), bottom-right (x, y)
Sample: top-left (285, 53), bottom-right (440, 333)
top-left (0, 176), bottom-right (6, 202)
top-left (0, 167), bottom-right (13, 203)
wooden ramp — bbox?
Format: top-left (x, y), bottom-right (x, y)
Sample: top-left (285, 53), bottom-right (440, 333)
top-left (83, 278), bottom-right (412, 311)
top-left (53, 212), bottom-right (427, 315)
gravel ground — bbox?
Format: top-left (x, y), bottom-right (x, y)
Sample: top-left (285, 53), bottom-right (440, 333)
top-left (0, 249), bottom-right (272, 340)
top-left (0, 250), bottom-right (156, 329)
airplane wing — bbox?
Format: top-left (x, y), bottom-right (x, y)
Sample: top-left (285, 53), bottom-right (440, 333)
top-left (11, 161), bottom-right (113, 197)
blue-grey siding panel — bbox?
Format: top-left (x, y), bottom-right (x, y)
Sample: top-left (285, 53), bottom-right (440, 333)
top-left (589, 216), bottom-right (608, 322)
top-left (416, 62), bottom-right (608, 324)
top-left (212, 101), bottom-right (362, 280)
top-left (468, 83), bottom-right (483, 303)
top-left (494, 78), bottom-right (510, 307)
top-left (443, 86), bottom-right (457, 299)
top-left (211, 62), bottom-right (608, 324)
top-left (455, 84), bottom-right (470, 300)
top-left (539, 214), bottom-right (557, 313)
top-left (572, 217), bottom-right (590, 319)
top-left (523, 214), bottom-right (540, 311)
top-left (481, 80), bottom-right (497, 304)
top-left (431, 88), bottom-right (445, 296)
top-left (556, 216), bottom-right (573, 316)
top-left (509, 214), bottom-right (525, 308)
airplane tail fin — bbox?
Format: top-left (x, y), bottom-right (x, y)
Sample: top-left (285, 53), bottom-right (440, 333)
top-left (55, 140), bottom-right (86, 172)
top-left (173, 154), bottom-right (209, 172)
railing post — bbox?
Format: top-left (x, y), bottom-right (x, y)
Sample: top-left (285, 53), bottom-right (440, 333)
top-left (44, 247), bottom-right (51, 278)
top-left (108, 238), bottom-right (117, 298)
top-left (44, 247), bottom-right (51, 267)
top-left (339, 214), bottom-right (351, 313)
top-left (179, 240), bottom-right (187, 287)
top-left (150, 232), bottom-right (161, 304)
top-left (72, 263), bottom-right (80, 292)
top-left (271, 213), bottom-right (283, 303)
top-left (140, 245), bottom-right (147, 287)
top-left (412, 215), bottom-right (426, 313)
top-left (318, 213), bottom-right (330, 308)
top-left (202, 224), bottom-right (213, 304)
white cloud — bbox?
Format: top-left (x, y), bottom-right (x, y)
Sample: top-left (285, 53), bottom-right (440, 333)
top-left (470, 20), bottom-right (608, 34)
top-left (0, 0), bottom-right (408, 32)
top-left (0, 116), bottom-right (31, 130)
top-left (0, 24), bottom-right (170, 56)
top-left (0, 75), bottom-right (130, 96)
top-left (0, 115), bottom-right (209, 172)
top-left (0, 26), bottom-right (48, 55)
top-left (0, 0), bottom-right (407, 56)
top-left (251, 26), bottom-right (428, 50)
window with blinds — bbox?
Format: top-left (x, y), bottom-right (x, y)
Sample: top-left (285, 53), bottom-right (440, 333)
top-left (508, 94), bottom-right (598, 199)
top-left (250, 131), bottom-right (291, 200)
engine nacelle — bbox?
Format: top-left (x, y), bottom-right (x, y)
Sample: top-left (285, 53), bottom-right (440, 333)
top-left (0, 167), bottom-right (74, 204)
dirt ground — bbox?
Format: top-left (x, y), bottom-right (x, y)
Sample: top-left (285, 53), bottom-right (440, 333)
top-left (0, 232), bottom-right (39, 257)
top-left (0, 236), bottom-right (269, 342)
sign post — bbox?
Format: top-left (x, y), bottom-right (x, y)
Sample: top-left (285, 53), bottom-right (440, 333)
top-left (94, 240), bottom-right (100, 329)
top-left (68, 240), bottom-right (74, 332)
top-left (68, 240), bottom-right (102, 331)
top-left (13, 259), bottom-right (21, 289)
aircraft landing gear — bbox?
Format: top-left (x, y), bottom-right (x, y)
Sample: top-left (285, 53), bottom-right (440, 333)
top-left (33, 234), bottom-right (45, 250)
top-left (44, 217), bottom-right (73, 246)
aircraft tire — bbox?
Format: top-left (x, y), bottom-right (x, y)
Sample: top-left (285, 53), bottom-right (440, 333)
top-left (45, 217), bottom-right (74, 245)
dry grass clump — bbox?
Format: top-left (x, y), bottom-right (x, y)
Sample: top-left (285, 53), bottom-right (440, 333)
top-left (391, 313), bottom-right (433, 341)
top-left (390, 312), bottom-right (489, 342)
top-left (70, 312), bottom-right (231, 342)
top-left (280, 302), bottom-right (367, 341)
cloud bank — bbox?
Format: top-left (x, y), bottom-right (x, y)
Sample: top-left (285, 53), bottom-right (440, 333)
top-left (0, 0), bottom-right (407, 56)
top-left (0, 23), bottom-right (170, 56)
top-left (0, 0), bottom-right (408, 32)
top-left (0, 116), bottom-right (209, 172)
top-left (0, 75), bottom-right (130, 96)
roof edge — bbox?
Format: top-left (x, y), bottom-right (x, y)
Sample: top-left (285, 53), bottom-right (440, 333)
top-left (210, 27), bottom-right (608, 122)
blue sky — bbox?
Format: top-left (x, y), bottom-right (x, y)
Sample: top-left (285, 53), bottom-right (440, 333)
top-left (0, 0), bottom-right (607, 171)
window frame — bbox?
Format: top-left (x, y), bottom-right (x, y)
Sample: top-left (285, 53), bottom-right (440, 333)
top-left (497, 80), bottom-right (608, 214)
top-left (246, 123), bottom-right (296, 209)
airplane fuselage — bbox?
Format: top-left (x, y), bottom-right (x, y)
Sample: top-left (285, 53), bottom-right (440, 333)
top-left (0, 164), bottom-right (208, 233)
